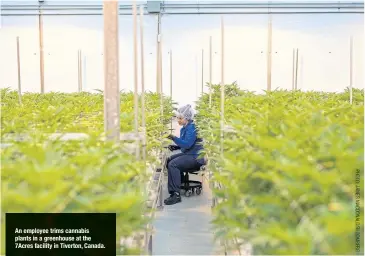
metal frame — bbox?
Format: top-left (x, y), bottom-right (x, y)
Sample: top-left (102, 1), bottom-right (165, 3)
top-left (1, 1), bottom-right (363, 15)
top-left (2, 1), bottom-right (364, 8)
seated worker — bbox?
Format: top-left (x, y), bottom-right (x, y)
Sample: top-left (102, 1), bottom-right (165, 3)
top-left (164, 104), bottom-right (206, 205)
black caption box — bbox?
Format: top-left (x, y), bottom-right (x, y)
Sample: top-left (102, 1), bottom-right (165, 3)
top-left (6, 213), bottom-right (116, 256)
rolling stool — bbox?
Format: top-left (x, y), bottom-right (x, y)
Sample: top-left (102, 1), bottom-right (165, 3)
top-left (180, 166), bottom-right (205, 197)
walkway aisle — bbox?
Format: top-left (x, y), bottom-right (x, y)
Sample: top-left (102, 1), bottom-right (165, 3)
top-left (152, 175), bottom-right (217, 255)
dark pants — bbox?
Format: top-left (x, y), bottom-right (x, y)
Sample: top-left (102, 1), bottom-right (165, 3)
top-left (166, 152), bottom-right (202, 194)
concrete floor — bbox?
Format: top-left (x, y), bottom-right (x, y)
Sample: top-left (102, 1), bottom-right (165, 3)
top-left (151, 119), bottom-right (220, 255)
top-left (152, 174), bottom-right (217, 255)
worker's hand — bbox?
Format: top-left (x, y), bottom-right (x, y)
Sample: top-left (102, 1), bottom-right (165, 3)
top-left (167, 134), bottom-right (175, 140)
top-left (168, 145), bottom-right (180, 151)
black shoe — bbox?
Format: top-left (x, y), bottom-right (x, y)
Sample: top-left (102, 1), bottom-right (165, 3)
top-left (164, 193), bottom-right (181, 205)
top-left (164, 192), bottom-right (174, 204)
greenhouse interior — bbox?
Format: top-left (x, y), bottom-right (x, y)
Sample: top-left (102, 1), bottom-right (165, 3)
top-left (0, 0), bottom-right (364, 255)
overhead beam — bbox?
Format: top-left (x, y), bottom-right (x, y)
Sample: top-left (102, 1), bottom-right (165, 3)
top-left (3, 11), bottom-right (363, 16)
top-left (2, 1), bottom-right (363, 8)
top-left (2, 1), bottom-right (363, 15)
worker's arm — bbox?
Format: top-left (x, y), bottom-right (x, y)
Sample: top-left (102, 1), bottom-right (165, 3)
top-left (172, 127), bottom-right (197, 149)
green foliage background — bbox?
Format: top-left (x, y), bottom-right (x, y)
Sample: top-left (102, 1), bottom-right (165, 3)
top-left (196, 84), bottom-right (364, 255)
top-left (0, 89), bottom-right (173, 254)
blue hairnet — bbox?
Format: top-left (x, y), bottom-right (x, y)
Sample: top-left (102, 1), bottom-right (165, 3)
top-left (175, 104), bottom-right (195, 121)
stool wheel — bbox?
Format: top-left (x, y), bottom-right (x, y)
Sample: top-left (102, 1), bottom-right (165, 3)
top-left (196, 187), bottom-right (202, 195)
top-left (185, 190), bottom-right (192, 197)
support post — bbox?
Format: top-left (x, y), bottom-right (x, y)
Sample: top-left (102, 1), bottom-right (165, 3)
top-left (195, 55), bottom-right (198, 100)
top-left (38, 2), bottom-right (45, 93)
top-left (295, 48), bottom-right (299, 90)
top-left (266, 14), bottom-right (272, 92)
top-left (169, 50), bottom-right (172, 98)
top-left (155, 14), bottom-right (164, 146)
top-left (292, 48), bottom-right (295, 91)
top-left (140, 5), bottom-right (147, 161)
top-left (133, 0), bottom-right (140, 159)
top-left (156, 14), bottom-right (161, 94)
top-left (159, 33), bottom-right (164, 141)
top-left (78, 49), bottom-right (83, 92)
top-left (159, 31), bottom-right (163, 97)
top-left (300, 56), bottom-right (304, 90)
top-left (16, 36), bottom-right (22, 104)
top-left (83, 55), bottom-right (87, 90)
top-left (220, 16), bottom-right (225, 155)
top-left (169, 49), bottom-right (173, 133)
top-left (103, 0), bottom-right (120, 141)
top-left (209, 36), bottom-right (212, 108)
top-left (350, 36), bottom-right (353, 104)
top-left (201, 49), bottom-right (204, 95)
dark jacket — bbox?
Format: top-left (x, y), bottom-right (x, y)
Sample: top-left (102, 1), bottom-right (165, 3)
top-left (172, 120), bottom-right (205, 165)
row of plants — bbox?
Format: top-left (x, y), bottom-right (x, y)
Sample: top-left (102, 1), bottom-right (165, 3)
top-left (1, 89), bottom-right (174, 254)
top-left (1, 89), bottom-right (173, 156)
top-left (195, 84), bottom-right (364, 255)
